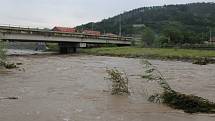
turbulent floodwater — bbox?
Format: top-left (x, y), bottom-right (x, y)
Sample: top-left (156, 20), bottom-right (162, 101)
top-left (0, 55), bottom-right (215, 121)
top-left (6, 49), bottom-right (53, 55)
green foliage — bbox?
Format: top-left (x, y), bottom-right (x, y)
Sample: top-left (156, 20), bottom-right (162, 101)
top-left (78, 3), bottom-right (215, 45)
top-left (142, 60), bottom-right (215, 113)
top-left (0, 41), bottom-right (17, 69)
top-left (158, 22), bottom-right (208, 45)
top-left (141, 27), bottom-right (155, 47)
top-left (106, 68), bottom-right (130, 95)
top-left (131, 40), bottom-right (136, 46)
top-left (81, 47), bottom-right (215, 61)
top-left (105, 43), bottom-right (118, 47)
top-left (141, 60), bottom-right (172, 91)
top-left (154, 35), bottom-right (169, 47)
top-left (192, 57), bottom-right (210, 65)
top-left (161, 22), bottom-right (184, 45)
top-left (162, 91), bottom-right (215, 113)
top-left (0, 41), bottom-right (6, 66)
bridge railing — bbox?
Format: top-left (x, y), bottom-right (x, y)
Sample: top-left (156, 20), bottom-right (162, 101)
top-left (0, 25), bottom-right (133, 41)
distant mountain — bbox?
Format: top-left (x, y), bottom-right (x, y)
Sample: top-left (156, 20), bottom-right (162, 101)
top-left (76, 2), bottom-right (215, 36)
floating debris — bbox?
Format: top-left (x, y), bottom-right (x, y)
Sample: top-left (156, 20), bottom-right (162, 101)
top-left (142, 59), bottom-right (215, 113)
top-left (193, 58), bottom-right (209, 65)
top-left (0, 96), bottom-right (19, 100)
top-left (106, 68), bottom-right (130, 95)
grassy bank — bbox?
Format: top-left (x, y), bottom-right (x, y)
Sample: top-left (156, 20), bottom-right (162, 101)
top-left (81, 47), bottom-right (215, 61)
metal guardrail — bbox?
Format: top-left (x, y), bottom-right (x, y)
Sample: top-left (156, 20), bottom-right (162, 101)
top-left (0, 25), bottom-right (133, 42)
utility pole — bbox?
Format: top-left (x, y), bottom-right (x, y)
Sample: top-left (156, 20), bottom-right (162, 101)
top-left (91, 22), bottom-right (94, 31)
top-left (209, 29), bottom-right (212, 43)
top-left (119, 14), bottom-right (122, 37)
top-left (81, 24), bottom-right (84, 32)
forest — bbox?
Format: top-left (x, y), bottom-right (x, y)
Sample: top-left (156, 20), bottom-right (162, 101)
top-left (77, 2), bottom-right (215, 47)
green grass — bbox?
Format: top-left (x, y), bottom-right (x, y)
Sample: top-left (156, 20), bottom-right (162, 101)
top-left (46, 43), bottom-right (59, 52)
top-left (81, 47), bottom-right (215, 60)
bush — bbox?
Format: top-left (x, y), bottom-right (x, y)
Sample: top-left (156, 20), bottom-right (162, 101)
top-left (141, 27), bottom-right (155, 47)
top-left (0, 41), bottom-right (16, 69)
top-left (106, 68), bottom-right (130, 95)
top-left (192, 58), bottom-right (209, 65)
top-left (0, 41), bottom-right (6, 66)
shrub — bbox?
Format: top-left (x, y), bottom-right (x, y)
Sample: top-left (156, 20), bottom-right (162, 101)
top-left (192, 58), bottom-right (209, 65)
top-left (106, 68), bottom-right (130, 95)
top-left (0, 41), bottom-right (16, 69)
top-left (0, 41), bottom-right (6, 66)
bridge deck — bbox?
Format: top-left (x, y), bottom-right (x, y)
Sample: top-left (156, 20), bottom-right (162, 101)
top-left (0, 26), bottom-right (132, 43)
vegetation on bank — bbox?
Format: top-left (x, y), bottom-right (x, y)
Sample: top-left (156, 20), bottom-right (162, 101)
top-left (0, 41), bottom-right (17, 69)
top-left (0, 41), bottom-right (6, 67)
top-left (78, 3), bottom-right (215, 51)
top-left (142, 60), bottom-right (215, 113)
top-left (81, 47), bottom-right (215, 61)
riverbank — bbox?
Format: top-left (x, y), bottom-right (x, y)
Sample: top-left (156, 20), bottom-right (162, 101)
top-left (81, 47), bottom-right (215, 63)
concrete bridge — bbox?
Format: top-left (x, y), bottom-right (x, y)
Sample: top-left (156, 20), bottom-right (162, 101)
top-left (0, 26), bottom-right (132, 53)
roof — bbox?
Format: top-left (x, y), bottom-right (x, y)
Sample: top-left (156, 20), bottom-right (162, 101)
top-left (83, 30), bottom-right (101, 35)
top-left (52, 27), bottom-right (76, 33)
top-left (103, 33), bottom-right (118, 37)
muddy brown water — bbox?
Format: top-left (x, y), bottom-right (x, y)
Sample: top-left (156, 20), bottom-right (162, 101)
top-left (0, 55), bottom-right (215, 121)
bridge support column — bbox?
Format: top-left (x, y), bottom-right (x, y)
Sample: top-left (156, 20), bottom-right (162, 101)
top-left (58, 42), bottom-right (78, 54)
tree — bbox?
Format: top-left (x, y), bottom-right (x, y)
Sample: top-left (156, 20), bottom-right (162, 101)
top-left (0, 40), bottom-right (6, 64)
top-left (154, 35), bottom-right (169, 47)
top-left (78, 3), bottom-right (215, 38)
top-left (141, 27), bottom-right (155, 47)
top-left (161, 22), bottom-right (184, 45)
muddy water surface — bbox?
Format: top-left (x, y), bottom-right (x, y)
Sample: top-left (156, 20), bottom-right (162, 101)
top-left (0, 55), bottom-right (215, 121)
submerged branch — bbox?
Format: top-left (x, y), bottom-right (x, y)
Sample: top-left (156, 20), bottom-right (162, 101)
top-left (141, 59), bottom-right (215, 113)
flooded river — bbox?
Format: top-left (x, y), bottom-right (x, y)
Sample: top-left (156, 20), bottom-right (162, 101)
top-left (0, 55), bottom-right (215, 121)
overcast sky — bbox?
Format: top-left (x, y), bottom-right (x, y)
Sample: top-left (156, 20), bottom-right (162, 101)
top-left (0, 0), bottom-right (214, 28)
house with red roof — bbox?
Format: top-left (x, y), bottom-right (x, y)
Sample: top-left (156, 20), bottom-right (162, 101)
top-left (82, 30), bottom-right (101, 36)
top-left (52, 26), bottom-right (76, 33)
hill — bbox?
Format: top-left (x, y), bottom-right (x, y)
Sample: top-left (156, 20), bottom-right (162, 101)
top-left (77, 2), bottom-right (215, 45)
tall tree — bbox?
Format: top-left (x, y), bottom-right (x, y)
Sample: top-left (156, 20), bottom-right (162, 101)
top-left (141, 27), bottom-right (155, 47)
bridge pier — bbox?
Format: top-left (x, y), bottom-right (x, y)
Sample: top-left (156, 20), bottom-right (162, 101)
top-left (58, 42), bottom-right (78, 54)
